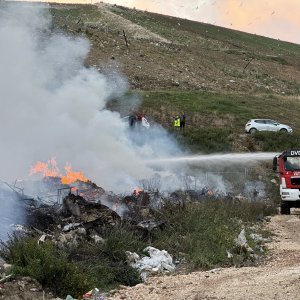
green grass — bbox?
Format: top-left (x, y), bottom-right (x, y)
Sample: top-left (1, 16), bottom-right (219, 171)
top-left (111, 5), bottom-right (300, 56)
top-left (142, 91), bottom-right (300, 125)
top-left (0, 199), bottom-right (276, 296)
top-left (138, 91), bottom-right (300, 153)
top-left (151, 200), bottom-right (276, 269)
top-left (0, 231), bottom-right (144, 298)
top-left (178, 128), bottom-right (233, 153)
top-left (252, 131), bottom-right (300, 152)
top-left (0, 235), bottom-right (94, 297)
top-left (50, 5), bottom-right (103, 23)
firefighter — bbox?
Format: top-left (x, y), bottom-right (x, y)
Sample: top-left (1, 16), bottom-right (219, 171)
top-left (174, 115), bottom-right (180, 129)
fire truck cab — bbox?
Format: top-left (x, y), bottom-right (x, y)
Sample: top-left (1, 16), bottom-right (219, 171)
top-left (273, 149), bottom-right (300, 214)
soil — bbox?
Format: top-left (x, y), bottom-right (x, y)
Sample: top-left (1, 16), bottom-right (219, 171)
top-left (50, 3), bottom-right (300, 94)
top-left (108, 212), bottom-right (300, 300)
top-left (1, 206), bottom-right (299, 300)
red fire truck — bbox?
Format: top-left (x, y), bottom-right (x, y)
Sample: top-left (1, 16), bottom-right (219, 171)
top-left (273, 149), bottom-right (300, 214)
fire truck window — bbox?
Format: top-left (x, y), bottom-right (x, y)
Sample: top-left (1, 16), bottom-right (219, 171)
top-left (285, 157), bottom-right (300, 171)
top-left (284, 160), bottom-right (293, 171)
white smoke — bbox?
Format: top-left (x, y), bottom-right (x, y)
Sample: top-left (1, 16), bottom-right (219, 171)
top-left (0, 3), bottom-right (270, 198)
top-left (0, 2), bottom-right (273, 241)
top-left (0, 182), bottom-right (25, 241)
top-left (0, 3), bottom-right (187, 194)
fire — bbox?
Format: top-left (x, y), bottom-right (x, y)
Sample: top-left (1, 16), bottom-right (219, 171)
top-left (61, 164), bottom-right (88, 184)
top-left (30, 157), bottom-right (88, 184)
top-left (133, 187), bottom-right (143, 197)
top-left (30, 157), bottom-right (60, 177)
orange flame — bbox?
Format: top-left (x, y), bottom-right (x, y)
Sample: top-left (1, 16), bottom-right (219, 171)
top-left (30, 157), bottom-right (60, 177)
top-left (30, 157), bottom-right (88, 185)
top-left (61, 164), bottom-right (88, 184)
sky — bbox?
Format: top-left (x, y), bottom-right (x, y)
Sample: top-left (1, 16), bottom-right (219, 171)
top-left (40, 0), bottom-right (300, 44)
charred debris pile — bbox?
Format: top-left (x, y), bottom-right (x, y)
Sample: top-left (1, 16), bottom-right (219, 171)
top-left (0, 177), bottom-right (276, 298)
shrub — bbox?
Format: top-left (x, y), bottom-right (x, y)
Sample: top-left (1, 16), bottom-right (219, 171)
top-left (151, 199), bottom-right (275, 269)
top-left (0, 230), bottom-right (144, 297)
top-left (103, 226), bottom-right (146, 261)
top-left (0, 234), bottom-right (94, 298)
top-left (252, 131), bottom-right (300, 152)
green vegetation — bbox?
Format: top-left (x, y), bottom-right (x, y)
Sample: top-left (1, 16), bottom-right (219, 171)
top-left (50, 5), bottom-right (103, 23)
top-left (179, 128), bottom-right (233, 153)
top-left (2, 3), bottom-right (299, 297)
top-left (0, 199), bottom-right (276, 297)
top-left (111, 5), bottom-right (300, 56)
top-left (0, 231), bottom-right (143, 298)
top-left (138, 91), bottom-right (300, 153)
top-left (152, 200), bottom-right (276, 269)
top-left (252, 131), bottom-right (300, 152)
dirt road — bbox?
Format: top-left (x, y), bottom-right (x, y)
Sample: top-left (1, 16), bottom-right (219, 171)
top-left (108, 213), bottom-right (300, 300)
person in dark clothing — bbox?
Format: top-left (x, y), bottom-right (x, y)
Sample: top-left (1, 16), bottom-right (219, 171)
top-left (180, 113), bottom-right (186, 130)
top-left (129, 115), bottom-right (137, 128)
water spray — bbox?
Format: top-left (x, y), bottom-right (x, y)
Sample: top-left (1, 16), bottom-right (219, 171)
top-left (147, 152), bottom-right (277, 166)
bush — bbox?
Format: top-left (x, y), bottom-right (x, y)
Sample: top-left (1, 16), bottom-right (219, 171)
top-left (151, 200), bottom-right (275, 269)
top-left (0, 200), bottom-right (275, 295)
top-left (103, 226), bottom-right (146, 261)
top-left (0, 230), bottom-right (144, 297)
top-left (252, 131), bottom-right (300, 152)
top-left (0, 234), bottom-right (94, 298)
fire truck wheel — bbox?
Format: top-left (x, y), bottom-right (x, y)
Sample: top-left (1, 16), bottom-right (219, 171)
top-left (249, 128), bottom-right (257, 134)
top-left (280, 201), bottom-right (290, 215)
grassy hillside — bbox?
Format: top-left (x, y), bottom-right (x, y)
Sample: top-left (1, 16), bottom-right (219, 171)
top-left (50, 3), bottom-right (300, 95)
top-left (49, 3), bottom-right (300, 153)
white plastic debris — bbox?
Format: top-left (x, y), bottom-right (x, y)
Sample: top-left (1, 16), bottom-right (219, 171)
top-left (38, 234), bottom-right (47, 245)
top-left (235, 229), bottom-right (254, 254)
top-left (235, 229), bottom-right (247, 247)
top-left (63, 223), bottom-right (81, 232)
top-left (250, 233), bottom-right (264, 243)
top-left (126, 246), bottom-right (175, 280)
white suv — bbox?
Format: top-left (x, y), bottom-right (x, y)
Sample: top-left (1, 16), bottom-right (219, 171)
top-left (245, 119), bottom-right (293, 134)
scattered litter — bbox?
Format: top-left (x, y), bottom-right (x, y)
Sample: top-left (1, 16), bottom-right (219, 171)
top-left (126, 246), bottom-right (175, 280)
top-left (82, 287), bottom-right (105, 299)
top-left (63, 223), bottom-right (81, 232)
top-left (0, 274), bottom-right (13, 284)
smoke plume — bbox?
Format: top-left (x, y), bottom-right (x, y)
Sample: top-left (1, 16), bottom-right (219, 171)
top-left (0, 2), bottom-right (189, 196)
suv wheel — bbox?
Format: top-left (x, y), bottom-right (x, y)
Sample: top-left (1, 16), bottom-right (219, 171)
top-left (281, 201), bottom-right (290, 215)
top-left (280, 128), bottom-right (287, 133)
top-left (249, 128), bottom-right (257, 134)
